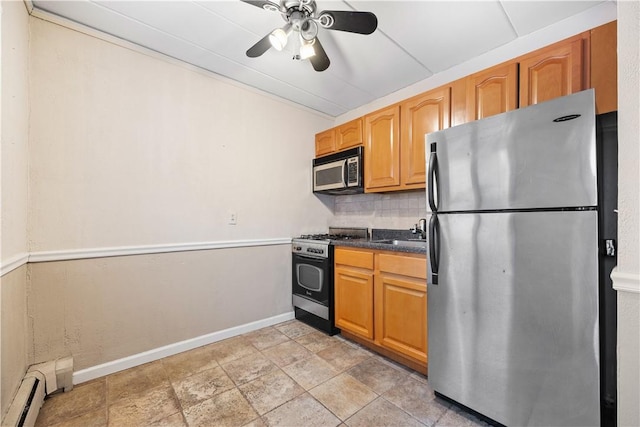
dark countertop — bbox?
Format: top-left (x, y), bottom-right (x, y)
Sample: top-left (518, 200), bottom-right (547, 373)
top-left (331, 238), bottom-right (426, 254)
top-left (330, 228), bottom-right (427, 254)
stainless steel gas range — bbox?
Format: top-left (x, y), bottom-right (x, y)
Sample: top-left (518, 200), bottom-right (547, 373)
top-left (291, 227), bottom-right (368, 335)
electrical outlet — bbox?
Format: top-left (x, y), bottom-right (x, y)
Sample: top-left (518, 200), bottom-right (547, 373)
top-left (228, 211), bottom-right (237, 225)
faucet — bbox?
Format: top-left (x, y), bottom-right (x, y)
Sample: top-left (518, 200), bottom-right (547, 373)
top-left (410, 218), bottom-right (427, 239)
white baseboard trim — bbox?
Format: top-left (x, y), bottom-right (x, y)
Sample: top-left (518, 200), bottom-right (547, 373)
top-left (72, 311), bottom-right (295, 385)
top-left (611, 268), bottom-right (640, 294)
top-left (1, 253), bottom-right (29, 277)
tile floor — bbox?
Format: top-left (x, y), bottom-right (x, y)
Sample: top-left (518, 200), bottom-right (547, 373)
top-left (34, 320), bottom-right (489, 427)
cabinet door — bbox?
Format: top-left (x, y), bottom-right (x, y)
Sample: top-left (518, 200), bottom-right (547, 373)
top-left (519, 36), bottom-right (586, 107)
top-left (590, 21), bottom-right (617, 114)
top-left (315, 128), bottom-right (335, 157)
top-left (450, 78), bottom-right (468, 127)
top-left (336, 118), bottom-right (363, 151)
top-left (335, 266), bottom-right (374, 339)
top-left (466, 62), bottom-right (518, 121)
top-left (400, 87), bottom-right (451, 188)
top-left (376, 274), bottom-right (427, 363)
top-left (364, 105), bottom-right (401, 191)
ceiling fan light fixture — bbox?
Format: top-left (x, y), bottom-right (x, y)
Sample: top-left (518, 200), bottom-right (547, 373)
top-left (299, 38), bottom-right (315, 59)
top-left (241, 0), bottom-right (377, 72)
top-left (269, 24), bottom-right (291, 51)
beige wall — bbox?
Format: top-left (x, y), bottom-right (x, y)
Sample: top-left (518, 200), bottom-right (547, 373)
top-left (24, 16), bottom-right (335, 375)
top-left (0, 267), bottom-right (27, 417)
top-left (28, 18), bottom-right (334, 252)
top-left (616, 1), bottom-right (640, 425)
top-left (28, 246), bottom-right (292, 371)
top-left (0, 0), bottom-right (30, 419)
top-left (1, 1), bottom-right (29, 260)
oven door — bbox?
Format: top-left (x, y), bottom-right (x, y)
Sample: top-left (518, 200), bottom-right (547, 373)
top-left (292, 253), bottom-right (330, 306)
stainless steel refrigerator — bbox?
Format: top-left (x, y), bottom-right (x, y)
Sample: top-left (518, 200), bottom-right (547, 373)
top-left (426, 89), bottom-right (617, 426)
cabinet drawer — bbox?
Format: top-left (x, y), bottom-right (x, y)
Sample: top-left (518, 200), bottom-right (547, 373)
top-left (335, 248), bottom-right (374, 270)
top-left (378, 254), bottom-right (427, 280)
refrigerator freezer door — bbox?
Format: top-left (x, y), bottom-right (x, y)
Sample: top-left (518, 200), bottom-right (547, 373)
top-left (427, 90), bottom-right (597, 212)
top-left (428, 210), bottom-right (600, 426)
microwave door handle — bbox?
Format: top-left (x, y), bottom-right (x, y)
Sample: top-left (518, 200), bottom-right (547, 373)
top-left (343, 160), bottom-right (348, 186)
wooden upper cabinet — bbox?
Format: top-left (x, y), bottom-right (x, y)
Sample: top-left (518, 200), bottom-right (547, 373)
top-left (466, 62), bottom-right (518, 121)
top-left (591, 21), bottom-right (617, 113)
top-left (400, 87), bottom-right (451, 188)
top-left (315, 128), bottom-right (335, 157)
top-left (450, 78), bottom-right (468, 127)
top-left (335, 118), bottom-right (363, 151)
top-left (313, 23), bottom-right (616, 191)
top-left (519, 35), bottom-right (587, 107)
top-left (364, 105), bottom-right (401, 192)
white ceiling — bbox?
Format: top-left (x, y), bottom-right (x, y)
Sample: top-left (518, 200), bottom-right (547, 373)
top-left (30, 0), bottom-right (612, 117)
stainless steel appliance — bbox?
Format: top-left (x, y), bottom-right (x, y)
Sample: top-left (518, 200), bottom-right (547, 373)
top-left (292, 227), bottom-right (368, 334)
top-left (313, 147), bottom-right (363, 195)
top-left (426, 89), bottom-right (617, 426)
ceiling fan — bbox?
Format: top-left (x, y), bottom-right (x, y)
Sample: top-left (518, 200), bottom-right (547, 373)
top-left (241, 0), bottom-right (378, 72)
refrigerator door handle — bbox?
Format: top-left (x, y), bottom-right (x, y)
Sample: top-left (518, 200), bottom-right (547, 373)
top-left (428, 142), bottom-right (438, 212)
top-left (429, 214), bottom-right (440, 285)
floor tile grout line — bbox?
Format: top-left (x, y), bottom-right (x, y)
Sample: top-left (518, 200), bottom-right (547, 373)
top-left (37, 320), bottom-right (468, 427)
top-left (164, 363), bottom-right (189, 427)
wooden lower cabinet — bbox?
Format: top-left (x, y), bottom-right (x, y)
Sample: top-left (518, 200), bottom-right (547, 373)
top-left (334, 247), bottom-right (428, 372)
top-left (334, 248), bottom-right (375, 339)
top-left (335, 265), bottom-right (374, 339)
top-left (377, 274), bottom-right (427, 363)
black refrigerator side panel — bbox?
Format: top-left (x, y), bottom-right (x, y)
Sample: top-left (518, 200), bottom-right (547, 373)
top-left (596, 111), bottom-right (618, 426)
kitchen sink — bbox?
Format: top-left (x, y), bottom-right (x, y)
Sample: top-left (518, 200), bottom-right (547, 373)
top-left (372, 239), bottom-right (427, 248)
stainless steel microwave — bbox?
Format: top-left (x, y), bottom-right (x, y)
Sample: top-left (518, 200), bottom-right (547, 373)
top-left (312, 146), bottom-right (364, 195)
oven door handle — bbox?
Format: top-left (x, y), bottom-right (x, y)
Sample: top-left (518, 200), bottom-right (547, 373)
top-left (294, 254), bottom-right (326, 261)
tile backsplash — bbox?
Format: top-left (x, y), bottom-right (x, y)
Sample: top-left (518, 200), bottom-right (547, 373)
top-left (331, 190), bottom-right (428, 230)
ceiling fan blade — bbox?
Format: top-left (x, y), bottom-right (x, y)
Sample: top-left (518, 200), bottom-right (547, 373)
top-left (246, 33), bottom-right (272, 58)
top-left (239, 0), bottom-right (285, 13)
top-left (318, 11), bottom-right (378, 35)
top-left (310, 38), bottom-right (330, 72)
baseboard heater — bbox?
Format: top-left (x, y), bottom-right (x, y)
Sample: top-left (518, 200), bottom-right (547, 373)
top-left (1, 358), bottom-right (73, 427)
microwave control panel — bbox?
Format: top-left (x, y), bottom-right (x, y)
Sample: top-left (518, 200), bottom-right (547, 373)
top-left (347, 157), bottom-right (359, 186)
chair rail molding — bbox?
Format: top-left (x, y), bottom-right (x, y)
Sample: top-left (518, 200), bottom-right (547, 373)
top-left (611, 267), bottom-right (640, 294)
